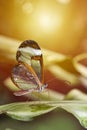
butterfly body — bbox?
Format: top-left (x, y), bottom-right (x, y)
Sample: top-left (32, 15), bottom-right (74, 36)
top-left (11, 40), bottom-right (47, 96)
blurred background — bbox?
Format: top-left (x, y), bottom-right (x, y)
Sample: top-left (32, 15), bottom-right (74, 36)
top-left (0, 0), bottom-right (87, 130)
top-left (0, 0), bottom-right (87, 55)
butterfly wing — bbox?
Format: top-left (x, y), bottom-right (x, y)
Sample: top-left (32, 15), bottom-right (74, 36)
top-left (11, 64), bottom-right (39, 91)
top-left (16, 40), bottom-right (44, 83)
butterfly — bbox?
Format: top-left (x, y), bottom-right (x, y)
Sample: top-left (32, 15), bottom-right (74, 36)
top-left (11, 40), bottom-right (47, 96)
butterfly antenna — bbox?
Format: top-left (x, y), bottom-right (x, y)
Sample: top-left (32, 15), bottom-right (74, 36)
top-left (46, 77), bottom-right (59, 84)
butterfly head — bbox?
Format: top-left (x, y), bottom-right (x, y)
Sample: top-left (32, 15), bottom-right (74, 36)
top-left (39, 83), bottom-right (48, 92)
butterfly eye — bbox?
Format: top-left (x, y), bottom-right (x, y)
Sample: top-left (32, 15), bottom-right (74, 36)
top-left (44, 84), bottom-right (48, 88)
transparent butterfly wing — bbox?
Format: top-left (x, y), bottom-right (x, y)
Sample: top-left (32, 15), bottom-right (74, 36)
top-left (16, 40), bottom-right (44, 83)
top-left (11, 64), bottom-right (39, 90)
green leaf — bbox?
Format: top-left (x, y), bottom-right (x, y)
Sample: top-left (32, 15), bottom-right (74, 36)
top-left (0, 101), bottom-right (87, 128)
top-left (0, 101), bottom-right (57, 121)
top-left (61, 101), bottom-right (87, 128)
top-left (1, 35), bottom-right (87, 129)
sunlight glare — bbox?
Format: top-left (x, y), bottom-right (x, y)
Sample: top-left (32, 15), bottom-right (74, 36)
top-left (39, 15), bottom-right (52, 28)
top-left (37, 12), bottom-right (61, 32)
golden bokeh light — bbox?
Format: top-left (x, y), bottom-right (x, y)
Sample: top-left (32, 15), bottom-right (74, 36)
top-left (22, 2), bottom-right (33, 14)
top-left (0, 0), bottom-right (86, 54)
top-left (35, 11), bottom-right (62, 33)
top-left (39, 13), bottom-right (54, 31)
top-left (31, 11), bottom-right (62, 34)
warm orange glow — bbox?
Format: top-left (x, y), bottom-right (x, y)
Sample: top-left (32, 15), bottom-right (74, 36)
top-left (22, 2), bottom-right (33, 14)
top-left (0, 0), bottom-right (86, 54)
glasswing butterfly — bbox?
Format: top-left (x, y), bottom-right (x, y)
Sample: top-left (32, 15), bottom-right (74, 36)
top-left (11, 40), bottom-right (47, 96)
